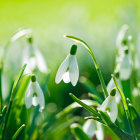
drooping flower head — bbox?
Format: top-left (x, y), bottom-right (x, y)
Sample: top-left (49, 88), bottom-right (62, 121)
top-left (22, 35), bottom-right (48, 73)
top-left (55, 44), bottom-right (79, 86)
top-left (119, 47), bottom-right (132, 80)
top-left (107, 72), bottom-right (121, 103)
top-left (99, 88), bottom-right (118, 123)
top-left (25, 75), bottom-right (45, 112)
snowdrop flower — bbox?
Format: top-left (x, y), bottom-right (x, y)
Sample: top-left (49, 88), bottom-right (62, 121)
top-left (25, 75), bottom-right (45, 112)
top-left (107, 74), bottom-right (121, 103)
top-left (55, 44), bottom-right (79, 86)
top-left (99, 88), bottom-right (118, 123)
top-left (116, 24), bottom-right (128, 48)
top-left (83, 119), bottom-right (96, 138)
top-left (95, 122), bottom-right (104, 140)
top-left (119, 49), bottom-right (132, 80)
top-left (10, 29), bottom-right (32, 42)
top-left (22, 36), bottom-right (48, 73)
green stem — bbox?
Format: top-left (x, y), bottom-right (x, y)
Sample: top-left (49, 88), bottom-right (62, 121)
top-left (112, 74), bottom-right (136, 140)
top-left (0, 63), bottom-right (3, 112)
top-left (2, 64), bottom-right (27, 140)
top-left (65, 35), bottom-right (108, 98)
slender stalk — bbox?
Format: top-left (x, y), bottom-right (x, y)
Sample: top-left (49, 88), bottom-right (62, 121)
top-left (65, 35), bottom-right (108, 98)
top-left (112, 74), bottom-right (136, 140)
top-left (2, 64), bottom-right (26, 140)
top-left (0, 62), bottom-right (3, 112)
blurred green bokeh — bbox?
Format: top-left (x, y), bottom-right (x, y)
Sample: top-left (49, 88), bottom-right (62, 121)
top-left (0, 0), bottom-right (140, 108)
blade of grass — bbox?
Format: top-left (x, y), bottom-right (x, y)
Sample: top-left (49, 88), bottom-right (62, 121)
top-left (127, 98), bottom-right (140, 139)
top-left (112, 74), bottom-right (136, 140)
top-left (84, 116), bottom-right (104, 124)
top-left (56, 99), bottom-right (98, 119)
top-left (0, 63), bottom-right (2, 111)
top-left (12, 124), bottom-right (25, 140)
top-left (70, 123), bottom-right (91, 140)
top-left (65, 35), bottom-right (108, 98)
top-left (2, 64), bottom-right (27, 139)
top-left (88, 93), bottom-right (103, 104)
top-left (99, 110), bottom-right (133, 140)
top-left (0, 106), bottom-right (7, 125)
top-left (69, 93), bottom-right (100, 118)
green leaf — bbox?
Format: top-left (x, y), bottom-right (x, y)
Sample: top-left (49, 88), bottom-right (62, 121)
top-left (99, 111), bottom-right (133, 140)
top-left (127, 99), bottom-right (140, 138)
top-left (16, 74), bottom-right (31, 105)
top-left (56, 99), bottom-right (98, 119)
top-left (0, 106), bottom-right (7, 125)
top-left (69, 93), bottom-right (100, 117)
top-left (2, 64), bottom-right (27, 140)
top-left (70, 123), bottom-right (91, 140)
top-left (112, 74), bottom-right (136, 139)
top-left (12, 64), bottom-right (27, 94)
top-left (12, 124), bottom-right (25, 140)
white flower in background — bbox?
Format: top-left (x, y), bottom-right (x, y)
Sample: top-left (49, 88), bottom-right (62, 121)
top-left (10, 29), bottom-right (32, 42)
top-left (119, 49), bottom-right (132, 80)
top-left (25, 75), bottom-right (45, 112)
top-left (116, 24), bottom-right (128, 48)
top-left (83, 119), bottom-right (96, 138)
top-left (134, 34), bottom-right (140, 69)
top-left (134, 54), bottom-right (140, 69)
top-left (99, 88), bottom-right (118, 123)
top-left (22, 36), bottom-right (48, 73)
top-left (55, 44), bottom-right (79, 86)
top-left (107, 77), bottom-right (121, 103)
top-left (95, 122), bottom-right (104, 140)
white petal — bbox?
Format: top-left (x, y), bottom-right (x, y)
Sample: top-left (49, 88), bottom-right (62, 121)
top-left (35, 49), bottom-right (48, 73)
top-left (107, 78), bottom-right (121, 103)
top-left (69, 55), bottom-right (79, 86)
top-left (32, 96), bottom-right (38, 106)
top-left (99, 96), bottom-right (117, 123)
top-left (120, 54), bottom-right (132, 80)
top-left (95, 122), bottom-right (104, 140)
top-left (35, 82), bottom-right (45, 112)
top-left (62, 71), bottom-right (70, 83)
top-left (11, 29), bottom-right (32, 42)
top-left (99, 96), bottom-right (110, 111)
top-left (107, 78), bottom-right (115, 93)
top-left (55, 55), bottom-right (70, 84)
top-left (110, 97), bottom-right (118, 122)
top-left (116, 24), bottom-right (128, 48)
top-left (83, 119), bottom-right (96, 138)
top-left (29, 57), bottom-right (37, 71)
top-left (25, 82), bottom-right (33, 108)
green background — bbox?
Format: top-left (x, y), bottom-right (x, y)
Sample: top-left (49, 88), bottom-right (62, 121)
top-left (0, 0), bottom-right (140, 108)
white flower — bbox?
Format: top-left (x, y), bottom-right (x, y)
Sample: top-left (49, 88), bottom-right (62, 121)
top-left (107, 78), bottom-right (121, 103)
top-left (95, 122), bottom-right (104, 140)
top-left (25, 76), bottom-right (45, 112)
top-left (99, 90), bottom-right (118, 123)
top-left (119, 53), bottom-right (132, 80)
top-left (22, 38), bottom-right (48, 73)
top-left (55, 45), bottom-right (79, 86)
top-left (10, 29), bottom-right (32, 42)
top-left (116, 24), bottom-right (128, 48)
top-left (83, 119), bottom-right (96, 138)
